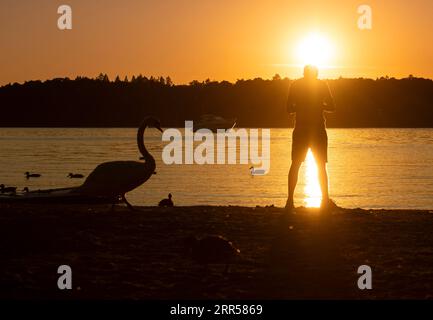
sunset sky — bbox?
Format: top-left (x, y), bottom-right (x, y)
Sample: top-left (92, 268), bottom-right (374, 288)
top-left (0, 0), bottom-right (432, 85)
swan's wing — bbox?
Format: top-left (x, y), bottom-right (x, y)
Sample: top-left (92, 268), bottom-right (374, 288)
top-left (80, 160), bottom-right (154, 195)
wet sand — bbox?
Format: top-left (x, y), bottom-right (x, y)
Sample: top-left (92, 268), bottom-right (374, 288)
top-left (0, 204), bottom-right (433, 299)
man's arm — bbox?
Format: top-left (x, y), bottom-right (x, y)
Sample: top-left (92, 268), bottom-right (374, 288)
top-left (322, 81), bottom-right (335, 113)
top-left (286, 82), bottom-right (297, 114)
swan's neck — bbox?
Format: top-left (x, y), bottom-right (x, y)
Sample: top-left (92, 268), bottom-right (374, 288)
top-left (137, 121), bottom-right (155, 165)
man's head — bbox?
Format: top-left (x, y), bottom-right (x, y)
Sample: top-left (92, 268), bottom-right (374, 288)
top-left (303, 65), bottom-right (319, 80)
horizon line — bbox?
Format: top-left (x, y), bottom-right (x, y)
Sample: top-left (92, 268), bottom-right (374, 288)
top-left (1, 73), bottom-right (432, 88)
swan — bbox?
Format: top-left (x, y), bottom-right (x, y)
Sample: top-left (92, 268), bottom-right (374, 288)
top-left (68, 173), bottom-right (85, 179)
top-left (158, 193), bottom-right (174, 207)
top-left (75, 116), bottom-right (162, 210)
top-left (249, 166), bottom-right (266, 176)
top-left (25, 172), bottom-right (41, 178)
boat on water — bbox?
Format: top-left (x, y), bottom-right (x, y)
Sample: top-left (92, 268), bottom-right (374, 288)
top-left (193, 114), bottom-right (236, 132)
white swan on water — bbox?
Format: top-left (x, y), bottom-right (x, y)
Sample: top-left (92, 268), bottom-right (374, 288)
top-left (75, 116), bottom-right (163, 210)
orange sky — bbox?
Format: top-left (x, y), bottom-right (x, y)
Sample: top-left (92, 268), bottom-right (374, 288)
top-left (0, 0), bottom-right (432, 85)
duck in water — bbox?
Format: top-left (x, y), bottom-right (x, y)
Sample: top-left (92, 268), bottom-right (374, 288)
top-left (25, 172), bottom-right (41, 179)
top-left (68, 173), bottom-right (85, 179)
top-left (0, 184), bottom-right (17, 194)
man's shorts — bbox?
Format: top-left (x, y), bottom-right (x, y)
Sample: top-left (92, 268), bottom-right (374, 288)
top-left (291, 128), bottom-right (328, 163)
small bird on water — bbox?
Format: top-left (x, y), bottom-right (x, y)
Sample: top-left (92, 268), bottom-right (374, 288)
top-left (25, 172), bottom-right (41, 179)
top-left (68, 173), bottom-right (85, 179)
top-left (184, 235), bottom-right (240, 273)
top-left (0, 184), bottom-right (17, 194)
top-left (158, 193), bottom-right (174, 207)
top-left (249, 166), bottom-right (266, 176)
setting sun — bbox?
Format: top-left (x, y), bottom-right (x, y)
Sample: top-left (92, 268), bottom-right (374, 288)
top-left (295, 33), bottom-right (335, 68)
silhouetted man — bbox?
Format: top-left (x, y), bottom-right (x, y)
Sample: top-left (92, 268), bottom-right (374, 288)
top-left (286, 65), bottom-right (335, 212)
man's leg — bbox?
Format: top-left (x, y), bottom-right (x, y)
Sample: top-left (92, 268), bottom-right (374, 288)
top-left (313, 130), bottom-right (331, 209)
top-left (317, 160), bottom-right (330, 205)
top-left (286, 160), bottom-right (302, 209)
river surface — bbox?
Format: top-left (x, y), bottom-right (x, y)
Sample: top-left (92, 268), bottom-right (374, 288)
top-left (0, 128), bottom-right (432, 209)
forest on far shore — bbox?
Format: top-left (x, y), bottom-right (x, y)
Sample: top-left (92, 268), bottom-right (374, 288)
top-left (0, 74), bottom-right (432, 128)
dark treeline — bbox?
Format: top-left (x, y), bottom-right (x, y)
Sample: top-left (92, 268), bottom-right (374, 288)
top-left (0, 73), bottom-right (432, 127)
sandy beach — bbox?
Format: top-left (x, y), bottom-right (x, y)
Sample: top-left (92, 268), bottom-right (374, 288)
top-left (1, 204), bottom-right (433, 300)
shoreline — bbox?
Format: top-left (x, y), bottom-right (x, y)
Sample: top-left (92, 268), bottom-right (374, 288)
top-left (1, 204), bottom-right (433, 299)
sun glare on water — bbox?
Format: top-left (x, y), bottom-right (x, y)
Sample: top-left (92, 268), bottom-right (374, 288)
top-left (295, 32), bottom-right (335, 68)
top-left (304, 149), bottom-right (322, 207)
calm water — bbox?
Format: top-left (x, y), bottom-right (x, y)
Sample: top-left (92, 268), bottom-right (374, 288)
top-left (0, 128), bottom-right (432, 209)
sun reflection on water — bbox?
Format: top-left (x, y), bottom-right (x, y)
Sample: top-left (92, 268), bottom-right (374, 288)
top-left (304, 149), bottom-right (322, 207)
